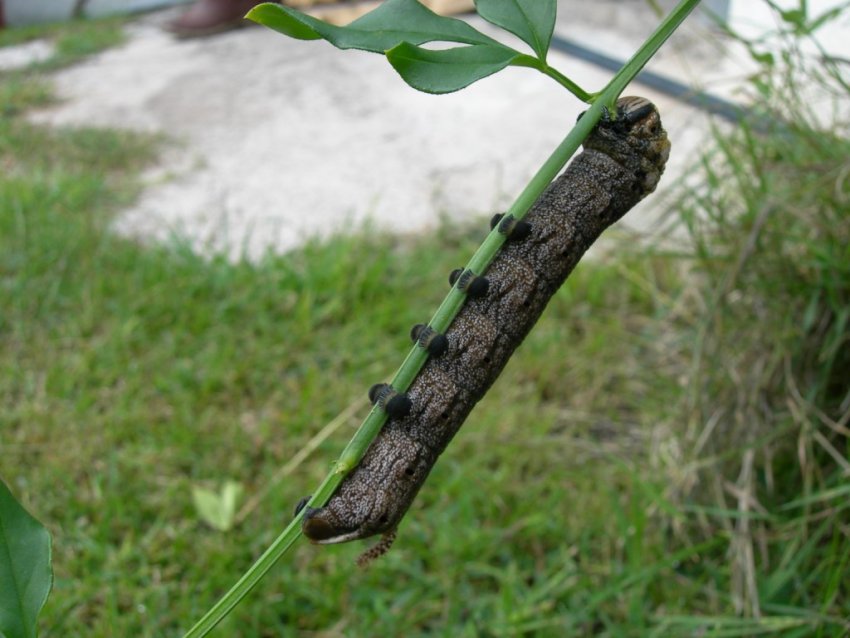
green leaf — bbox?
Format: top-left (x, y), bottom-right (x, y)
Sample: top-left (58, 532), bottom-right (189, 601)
top-left (808, 5), bottom-right (849, 33)
top-left (474, 0), bottom-right (557, 61)
top-left (386, 42), bottom-right (535, 94)
top-left (247, 0), bottom-right (500, 53)
top-left (192, 481), bottom-right (243, 532)
top-left (245, 2), bottom-right (321, 40)
top-left (751, 50), bottom-right (775, 66)
top-left (0, 479), bottom-right (52, 638)
top-left (778, 8), bottom-right (807, 29)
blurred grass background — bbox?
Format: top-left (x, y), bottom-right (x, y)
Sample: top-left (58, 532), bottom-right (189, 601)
top-left (1, 8), bottom-right (848, 637)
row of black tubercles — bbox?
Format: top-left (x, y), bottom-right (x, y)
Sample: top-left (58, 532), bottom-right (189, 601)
top-left (365, 213), bottom-right (533, 421)
top-left (297, 212), bottom-right (535, 521)
top-left (368, 383), bottom-right (413, 419)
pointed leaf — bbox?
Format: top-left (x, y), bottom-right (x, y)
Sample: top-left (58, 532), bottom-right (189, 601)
top-left (474, 0), bottom-right (557, 60)
top-left (245, 2), bottom-right (321, 40)
top-left (0, 479), bottom-right (52, 638)
top-left (192, 482), bottom-right (243, 532)
top-left (192, 487), bottom-right (223, 531)
top-left (220, 482), bottom-right (242, 524)
top-left (386, 42), bottom-right (532, 94)
top-left (247, 0), bottom-right (500, 53)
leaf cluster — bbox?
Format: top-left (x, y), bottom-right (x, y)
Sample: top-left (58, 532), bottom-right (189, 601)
top-left (247, 0), bottom-right (582, 97)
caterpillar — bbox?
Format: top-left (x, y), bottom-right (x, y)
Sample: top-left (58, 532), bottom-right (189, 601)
top-left (300, 96), bottom-right (671, 562)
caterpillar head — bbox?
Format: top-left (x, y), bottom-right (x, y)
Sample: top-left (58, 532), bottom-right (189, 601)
top-left (583, 96), bottom-right (671, 196)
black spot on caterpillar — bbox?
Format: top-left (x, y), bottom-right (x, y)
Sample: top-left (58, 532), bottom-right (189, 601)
top-left (293, 495), bottom-right (311, 518)
top-left (410, 324), bottom-right (449, 357)
top-left (490, 213), bottom-right (532, 241)
top-left (449, 268), bottom-right (490, 298)
top-left (301, 96), bottom-right (671, 558)
top-left (368, 383), bottom-right (412, 419)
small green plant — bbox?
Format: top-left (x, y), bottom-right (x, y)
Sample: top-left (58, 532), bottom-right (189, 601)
top-left (0, 479), bottom-right (52, 638)
top-left (192, 481), bottom-right (244, 533)
top-left (183, 1), bottom-right (700, 635)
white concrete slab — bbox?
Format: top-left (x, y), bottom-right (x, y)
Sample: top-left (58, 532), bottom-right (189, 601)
top-left (26, 2), bottom-right (750, 260)
top-left (0, 39), bottom-right (54, 70)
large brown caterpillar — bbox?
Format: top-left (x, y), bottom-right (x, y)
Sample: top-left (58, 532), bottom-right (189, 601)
top-left (301, 96), bottom-right (671, 559)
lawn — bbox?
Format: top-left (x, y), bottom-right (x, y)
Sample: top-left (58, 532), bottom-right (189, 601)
top-left (1, 11), bottom-right (848, 638)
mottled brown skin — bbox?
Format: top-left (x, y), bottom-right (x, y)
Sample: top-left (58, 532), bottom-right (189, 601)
top-left (302, 96), bottom-right (671, 552)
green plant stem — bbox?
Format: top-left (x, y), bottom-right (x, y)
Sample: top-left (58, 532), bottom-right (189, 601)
top-left (182, 1), bottom-right (701, 636)
top-left (512, 55), bottom-right (593, 102)
top-left (600, 0), bottom-right (701, 109)
top-left (544, 64), bottom-right (594, 102)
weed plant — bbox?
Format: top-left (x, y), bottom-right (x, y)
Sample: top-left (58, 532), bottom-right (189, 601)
top-left (646, 12), bottom-right (850, 634)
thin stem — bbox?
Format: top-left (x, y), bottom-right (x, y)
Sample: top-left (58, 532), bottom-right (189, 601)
top-left (182, 516), bottom-right (303, 638)
top-left (600, 0), bottom-right (702, 109)
top-left (544, 64), bottom-right (594, 102)
top-left (182, 1), bottom-right (702, 635)
top-left (512, 54), bottom-right (593, 102)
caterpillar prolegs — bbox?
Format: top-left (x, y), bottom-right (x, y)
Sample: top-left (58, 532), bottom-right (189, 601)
top-left (301, 96), bottom-right (671, 560)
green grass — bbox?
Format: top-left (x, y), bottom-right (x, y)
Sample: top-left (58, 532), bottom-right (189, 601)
top-left (2, 11), bottom-right (849, 638)
top-left (0, 14), bottom-right (126, 116)
top-left (0, 15), bottom-right (127, 68)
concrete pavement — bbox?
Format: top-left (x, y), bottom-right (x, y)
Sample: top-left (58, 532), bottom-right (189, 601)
top-left (24, 2), bottom-right (750, 259)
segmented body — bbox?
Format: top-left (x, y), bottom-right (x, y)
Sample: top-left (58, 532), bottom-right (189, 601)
top-left (301, 96), bottom-right (671, 553)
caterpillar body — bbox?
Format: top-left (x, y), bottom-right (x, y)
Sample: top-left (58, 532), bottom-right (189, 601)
top-left (301, 96), bottom-right (671, 559)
